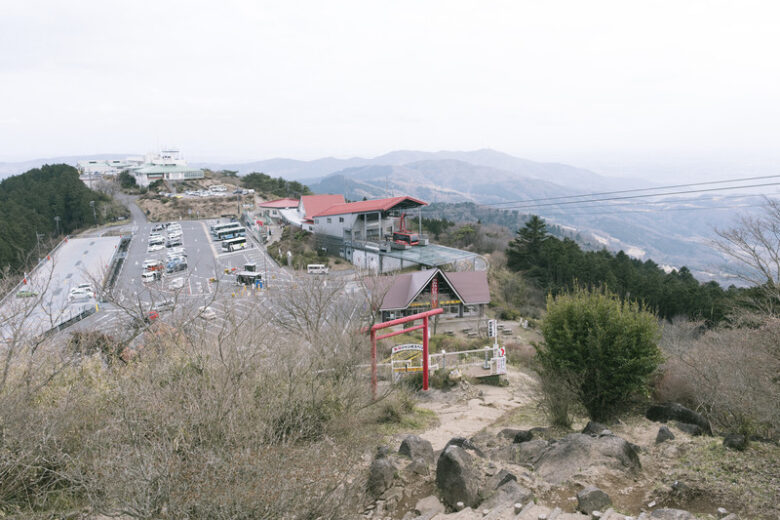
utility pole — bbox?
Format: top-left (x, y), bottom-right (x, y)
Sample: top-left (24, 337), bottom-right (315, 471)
top-left (90, 200), bottom-right (97, 225)
top-left (36, 231), bottom-right (45, 259)
top-left (54, 216), bottom-right (61, 236)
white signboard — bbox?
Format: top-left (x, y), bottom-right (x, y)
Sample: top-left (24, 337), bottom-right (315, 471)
top-left (493, 356), bottom-right (507, 375)
top-left (392, 343), bottom-right (423, 354)
top-left (488, 319), bottom-right (497, 338)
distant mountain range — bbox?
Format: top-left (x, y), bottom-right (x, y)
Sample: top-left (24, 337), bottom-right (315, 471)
top-left (4, 149), bottom-right (768, 282)
top-left (209, 151), bottom-right (768, 281)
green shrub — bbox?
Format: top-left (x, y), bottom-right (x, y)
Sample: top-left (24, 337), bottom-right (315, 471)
top-left (537, 287), bottom-right (663, 421)
top-left (499, 307), bottom-right (521, 320)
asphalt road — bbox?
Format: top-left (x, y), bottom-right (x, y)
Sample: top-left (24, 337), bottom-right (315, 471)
top-left (0, 236), bottom-right (120, 342)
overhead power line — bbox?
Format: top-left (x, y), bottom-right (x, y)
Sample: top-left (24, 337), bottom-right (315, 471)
top-left (487, 182), bottom-right (780, 210)
top-left (485, 173), bottom-right (780, 207)
top-left (420, 181), bottom-right (780, 213)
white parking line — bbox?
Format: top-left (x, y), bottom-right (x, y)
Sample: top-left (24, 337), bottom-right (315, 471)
top-left (200, 222), bottom-right (220, 259)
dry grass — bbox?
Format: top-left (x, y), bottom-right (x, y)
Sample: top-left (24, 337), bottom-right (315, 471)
top-left (0, 278), bottom-right (421, 519)
top-left (657, 317), bottom-right (780, 438)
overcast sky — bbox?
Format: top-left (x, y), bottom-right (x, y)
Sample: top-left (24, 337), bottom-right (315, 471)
top-left (1, 1), bottom-right (779, 179)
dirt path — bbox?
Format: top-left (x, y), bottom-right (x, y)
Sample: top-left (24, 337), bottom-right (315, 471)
top-left (416, 368), bottom-right (539, 450)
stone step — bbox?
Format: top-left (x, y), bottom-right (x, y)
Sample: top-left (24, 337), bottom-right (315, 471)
top-left (601, 508), bottom-right (617, 520)
top-left (482, 503), bottom-right (516, 520)
top-left (518, 504), bottom-right (552, 520)
top-left (556, 513), bottom-right (590, 520)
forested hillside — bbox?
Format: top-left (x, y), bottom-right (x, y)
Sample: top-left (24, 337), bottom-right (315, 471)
top-left (0, 164), bottom-right (122, 274)
top-left (507, 216), bottom-right (742, 324)
top-left (241, 172), bottom-right (312, 199)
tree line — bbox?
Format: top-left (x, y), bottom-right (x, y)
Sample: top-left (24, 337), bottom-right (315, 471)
top-left (241, 172), bottom-right (312, 199)
top-left (506, 215), bottom-right (742, 324)
top-left (0, 164), bottom-right (114, 275)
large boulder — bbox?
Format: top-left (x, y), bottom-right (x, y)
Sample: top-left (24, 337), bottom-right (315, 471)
top-left (646, 403), bottom-right (712, 435)
top-left (498, 428), bottom-right (524, 440)
top-left (534, 433), bottom-right (641, 484)
top-left (723, 433), bottom-right (748, 451)
top-left (443, 436), bottom-right (485, 458)
top-left (513, 430), bottom-right (534, 443)
top-left (436, 445), bottom-right (480, 509)
top-left (481, 479), bottom-right (534, 510)
top-left (649, 508), bottom-right (697, 520)
top-left (399, 434), bottom-right (435, 464)
top-left (488, 438), bottom-right (549, 467)
top-left (367, 448), bottom-right (396, 497)
top-left (582, 421), bottom-right (609, 436)
top-left (656, 425), bottom-right (675, 443)
top-left (576, 486), bottom-right (612, 514)
top-left (675, 422), bottom-right (704, 436)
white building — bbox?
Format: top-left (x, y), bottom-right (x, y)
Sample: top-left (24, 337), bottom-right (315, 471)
top-left (76, 157), bottom-right (145, 176)
top-left (77, 150), bottom-right (203, 188)
top-left (131, 149), bottom-right (203, 187)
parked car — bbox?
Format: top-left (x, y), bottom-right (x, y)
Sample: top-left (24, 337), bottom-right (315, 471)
top-left (16, 289), bottom-right (38, 298)
top-left (166, 238), bottom-right (182, 248)
top-left (143, 259), bottom-right (164, 271)
top-left (68, 288), bottom-right (92, 302)
top-left (198, 306), bottom-right (217, 320)
top-left (142, 271), bottom-right (162, 283)
top-left (74, 283), bottom-right (94, 294)
top-left (166, 260), bottom-right (187, 274)
top-left (147, 243), bottom-right (164, 252)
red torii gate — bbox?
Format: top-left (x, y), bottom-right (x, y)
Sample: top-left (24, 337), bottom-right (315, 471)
top-left (370, 307), bottom-right (444, 399)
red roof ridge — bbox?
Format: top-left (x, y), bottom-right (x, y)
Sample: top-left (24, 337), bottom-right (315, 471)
top-left (311, 196), bottom-right (427, 218)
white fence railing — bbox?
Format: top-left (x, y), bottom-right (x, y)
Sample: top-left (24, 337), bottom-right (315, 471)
top-left (365, 345), bottom-right (507, 383)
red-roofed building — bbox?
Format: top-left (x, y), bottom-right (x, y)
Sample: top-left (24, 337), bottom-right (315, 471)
top-left (311, 195), bottom-right (427, 247)
top-left (258, 198), bottom-right (299, 223)
top-left (298, 194), bottom-right (346, 230)
top-left (259, 198), bottom-right (299, 209)
top-left (368, 268), bottom-right (490, 321)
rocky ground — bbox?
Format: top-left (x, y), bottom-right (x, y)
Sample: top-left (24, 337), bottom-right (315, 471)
top-left (359, 367), bottom-right (779, 520)
top-left (136, 194), bottom-right (250, 222)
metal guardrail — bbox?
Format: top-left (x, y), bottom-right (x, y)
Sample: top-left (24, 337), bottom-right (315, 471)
top-left (0, 237), bottom-right (70, 308)
top-left (41, 306), bottom-right (97, 338)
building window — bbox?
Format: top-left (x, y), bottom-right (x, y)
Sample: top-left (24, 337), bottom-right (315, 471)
top-left (327, 217), bottom-right (332, 223)
top-left (315, 218), bottom-right (319, 224)
top-left (339, 217), bottom-right (344, 223)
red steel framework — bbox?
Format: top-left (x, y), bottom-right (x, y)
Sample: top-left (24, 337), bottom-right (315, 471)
top-left (370, 307), bottom-right (444, 399)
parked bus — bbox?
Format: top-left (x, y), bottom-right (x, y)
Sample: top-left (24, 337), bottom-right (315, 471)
top-left (216, 226), bottom-right (246, 241)
top-left (222, 236), bottom-right (247, 252)
top-left (210, 222), bottom-right (241, 236)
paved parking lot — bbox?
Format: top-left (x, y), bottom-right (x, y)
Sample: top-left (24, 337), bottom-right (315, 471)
top-left (0, 236), bottom-right (121, 342)
top-left (69, 217), bottom-right (294, 336)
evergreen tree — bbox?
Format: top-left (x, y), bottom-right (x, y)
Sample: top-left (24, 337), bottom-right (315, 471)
top-left (506, 215), bottom-right (549, 271)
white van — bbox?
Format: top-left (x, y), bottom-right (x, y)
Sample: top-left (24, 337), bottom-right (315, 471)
top-left (142, 271), bottom-right (161, 283)
top-left (307, 264), bottom-right (329, 274)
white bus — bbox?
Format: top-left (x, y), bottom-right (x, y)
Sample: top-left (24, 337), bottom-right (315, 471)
top-left (222, 236), bottom-right (247, 252)
top-left (215, 226), bottom-right (246, 241)
top-left (210, 222), bottom-right (240, 235)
